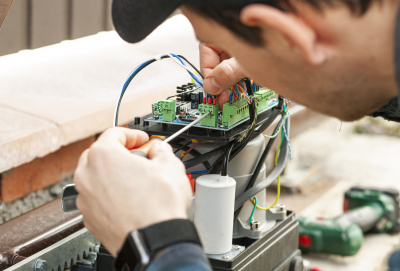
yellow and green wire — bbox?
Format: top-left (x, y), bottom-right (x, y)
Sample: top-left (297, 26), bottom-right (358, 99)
top-left (251, 103), bottom-right (288, 216)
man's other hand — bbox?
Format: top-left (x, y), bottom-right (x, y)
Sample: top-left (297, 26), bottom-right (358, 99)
top-left (200, 43), bottom-right (246, 106)
top-left (74, 127), bottom-right (192, 256)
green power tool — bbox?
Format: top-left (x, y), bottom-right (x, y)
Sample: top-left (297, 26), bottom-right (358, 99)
top-left (298, 186), bottom-right (400, 256)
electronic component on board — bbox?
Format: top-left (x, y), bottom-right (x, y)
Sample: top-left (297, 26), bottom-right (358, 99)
top-left (148, 83), bottom-right (276, 131)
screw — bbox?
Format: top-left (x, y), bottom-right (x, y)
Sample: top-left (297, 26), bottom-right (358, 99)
top-left (234, 245), bottom-right (241, 250)
top-left (34, 259), bottom-right (47, 271)
top-left (222, 255), bottom-right (230, 260)
top-left (279, 205), bottom-right (286, 211)
top-left (251, 221), bottom-right (260, 231)
top-left (87, 252), bottom-right (97, 264)
top-left (93, 244), bottom-right (100, 253)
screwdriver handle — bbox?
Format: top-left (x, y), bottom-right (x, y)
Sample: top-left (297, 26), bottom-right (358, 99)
top-left (130, 138), bottom-right (162, 158)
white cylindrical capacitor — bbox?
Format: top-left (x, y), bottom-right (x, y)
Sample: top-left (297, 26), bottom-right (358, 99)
top-left (194, 174), bottom-right (236, 255)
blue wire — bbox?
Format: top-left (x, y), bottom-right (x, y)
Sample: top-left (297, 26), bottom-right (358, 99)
top-left (229, 92), bottom-right (233, 104)
top-left (122, 61), bottom-right (151, 95)
top-left (189, 170), bottom-right (210, 174)
top-left (282, 118), bottom-right (292, 162)
top-left (170, 53), bottom-right (203, 87)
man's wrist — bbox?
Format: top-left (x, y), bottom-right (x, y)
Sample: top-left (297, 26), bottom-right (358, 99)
top-left (114, 219), bottom-right (201, 271)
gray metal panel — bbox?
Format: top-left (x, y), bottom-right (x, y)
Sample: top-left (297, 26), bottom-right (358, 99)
top-left (0, 0), bottom-right (28, 56)
top-left (210, 212), bottom-right (300, 271)
top-left (29, 0), bottom-right (69, 49)
top-left (70, 0), bottom-right (104, 39)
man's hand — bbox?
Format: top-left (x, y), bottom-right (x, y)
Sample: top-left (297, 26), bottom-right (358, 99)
top-left (200, 44), bottom-right (246, 105)
top-left (74, 127), bottom-right (192, 256)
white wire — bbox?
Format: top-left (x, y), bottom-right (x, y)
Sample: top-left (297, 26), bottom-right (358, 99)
top-left (113, 54), bottom-right (205, 127)
top-left (167, 54), bottom-right (206, 97)
top-left (113, 57), bottom-right (157, 127)
top-left (167, 54), bottom-right (203, 83)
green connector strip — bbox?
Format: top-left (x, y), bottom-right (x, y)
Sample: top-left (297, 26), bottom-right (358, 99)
top-left (159, 99), bottom-right (176, 122)
top-left (198, 103), bottom-right (219, 127)
top-left (222, 89), bottom-right (275, 127)
top-left (222, 97), bottom-right (249, 127)
top-left (254, 88), bottom-right (275, 109)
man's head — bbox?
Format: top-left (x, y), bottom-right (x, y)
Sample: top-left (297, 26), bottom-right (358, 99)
top-left (112, 0), bottom-right (399, 121)
top-left (185, 0), bottom-right (378, 47)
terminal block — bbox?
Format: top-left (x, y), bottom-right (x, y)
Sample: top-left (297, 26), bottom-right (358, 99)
top-left (159, 99), bottom-right (176, 122)
top-left (222, 97), bottom-right (250, 127)
top-left (198, 103), bottom-right (219, 127)
top-left (222, 89), bottom-right (275, 127)
top-left (254, 89), bottom-right (275, 109)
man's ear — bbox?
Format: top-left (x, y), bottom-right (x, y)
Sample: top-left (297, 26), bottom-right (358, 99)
top-left (240, 4), bottom-right (326, 65)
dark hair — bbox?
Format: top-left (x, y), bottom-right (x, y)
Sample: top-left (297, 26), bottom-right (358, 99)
top-left (188, 0), bottom-right (378, 46)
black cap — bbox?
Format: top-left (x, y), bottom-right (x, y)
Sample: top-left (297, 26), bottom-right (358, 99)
top-left (112, 0), bottom-right (265, 43)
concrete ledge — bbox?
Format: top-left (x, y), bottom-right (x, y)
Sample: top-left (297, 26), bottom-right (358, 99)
top-left (0, 15), bottom-right (199, 173)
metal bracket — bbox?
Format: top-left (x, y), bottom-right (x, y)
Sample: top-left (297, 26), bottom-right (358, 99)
top-left (7, 228), bottom-right (99, 271)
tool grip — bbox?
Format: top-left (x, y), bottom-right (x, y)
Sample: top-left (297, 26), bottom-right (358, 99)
top-left (130, 138), bottom-right (162, 158)
top-left (334, 205), bottom-right (382, 233)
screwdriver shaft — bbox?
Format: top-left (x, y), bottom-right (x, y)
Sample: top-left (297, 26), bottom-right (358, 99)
top-left (164, 110), bottom-right (211, 143)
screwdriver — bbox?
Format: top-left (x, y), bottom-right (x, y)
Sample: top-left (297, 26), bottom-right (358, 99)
top-left (130, 110), bottom-right (211, 157)
top-left (61, 110), bottom-right (211, 212)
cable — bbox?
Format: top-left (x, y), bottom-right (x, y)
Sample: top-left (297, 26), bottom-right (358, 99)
top-left (168, 54), bottom-right (203, 87)
top-left (209, 98), bottom-right (257, 174)
top-left (234, 117), bottom-right (290, 211)
top-left (114, 57), bottom-right (159, 127)
top-left (263, 110), bottom-right (289, 139)
top-left (181, 140), bottom-right (203, 160)
top-left (173, 140), bottom-right (193, 154)
top-left (242, 78), bottom-right (254, 96)
top-left (253, 129), bottom-right (284, 211)
top-left (113, 54), bottom-right (205, 127)
top-left (183, 146), bottom-right (226, 169)
top-left (177, 55), bottom-right (204, 79)
top-left (189, 170), bottom-right (210, 175)
top-left (221, 142), bottom-right (235, 176)
top-left (166, 87), bottom-right (199, 100)
top-left (249, 197), bottom-right (257, 223)
top-left (169, 140), bottom-right (211, 170)
top-left (233, 110), bottom-right (284, 220)
top-left (244, 109), bottom-right (286, 191)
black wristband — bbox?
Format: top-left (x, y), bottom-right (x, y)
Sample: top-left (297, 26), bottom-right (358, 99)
top-left (114, 219), bottom-right (201, 271)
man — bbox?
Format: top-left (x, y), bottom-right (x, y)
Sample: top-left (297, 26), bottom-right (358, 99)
top-left (77, 0), bottom-right (400, 269)
top-left (4, 0), bottom-right (400, 270)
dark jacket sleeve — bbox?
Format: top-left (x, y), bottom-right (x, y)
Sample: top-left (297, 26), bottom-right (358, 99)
top-left (146, 243), bottom-right (212, 271)
top-left (370, 97), bottom-right (400, 122)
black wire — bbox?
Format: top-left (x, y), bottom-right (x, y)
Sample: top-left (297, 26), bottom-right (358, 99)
top-left (243, 78), bottom-right (254, 96)
top-left (221, 142), bottom-right (235, 176)
top-left (183, 146), bottom-right (226, 169)
top-left (169, 140), bottom-right (212, 170)
top-left (177, 55), bottom-right (204, 79)
top-left (115, 59), bottom-right (156, 126)
top-left (228, 100), bottom-right (257, 160)
top-left (233, 109), bottom-right (286, 220)
top-left (209, 99), bottom-right (257, 174)
top-left (166, 86), bottom-right (201, 100)
top-left (251, 98), bottom-right (284, 138)
top-left (172, 140), bottom-right (193, 154)
top-left (115, 55), bottom-right (202, 126)
top-left (245, 112), bottom-right (285, 191)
